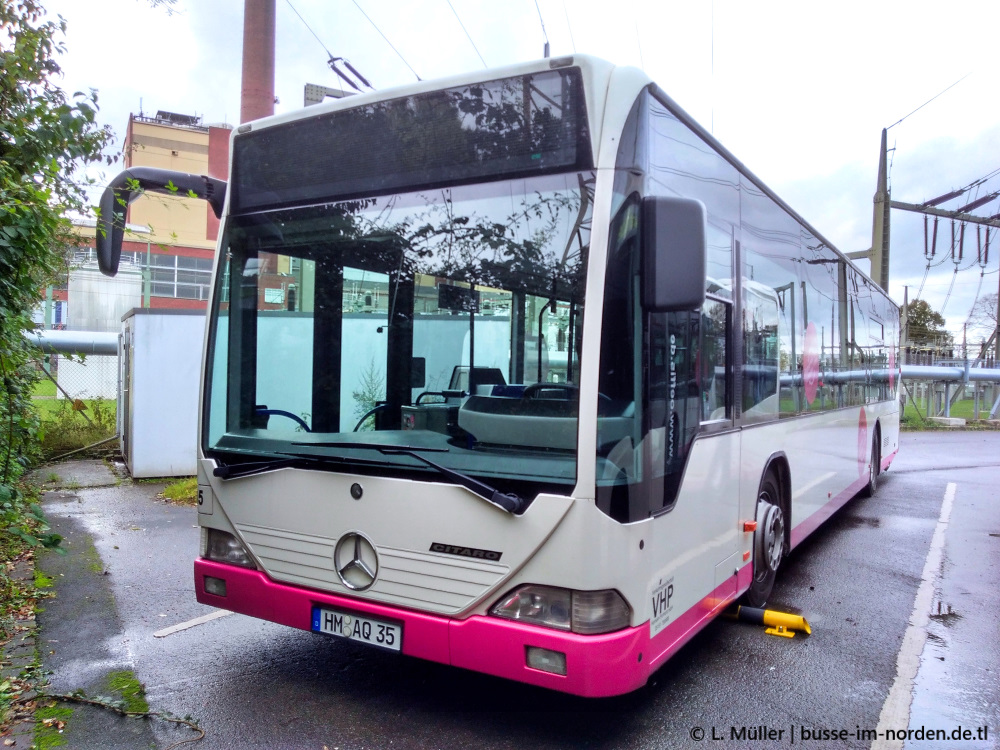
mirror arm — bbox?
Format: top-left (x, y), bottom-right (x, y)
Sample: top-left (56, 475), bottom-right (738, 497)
top-left (96, 167), bottom-right (228, 277)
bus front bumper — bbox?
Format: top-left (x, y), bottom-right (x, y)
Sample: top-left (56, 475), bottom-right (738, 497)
top-left (194, 558), bottom-right (652, 697)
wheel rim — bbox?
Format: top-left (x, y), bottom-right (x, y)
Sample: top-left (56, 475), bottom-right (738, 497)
top-left (755, 494), bottom-right (784, 576)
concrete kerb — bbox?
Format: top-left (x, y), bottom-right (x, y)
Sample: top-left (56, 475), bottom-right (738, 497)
top-left (903, 417), bottom-right (1000, 431)
top-left (926, 417), bottom-right (967, 428)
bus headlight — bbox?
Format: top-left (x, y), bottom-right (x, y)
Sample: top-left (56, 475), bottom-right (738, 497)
top-left (490, 585), bottom-right (631, 634)
top-left (201, 528), bottom-right (255, 569)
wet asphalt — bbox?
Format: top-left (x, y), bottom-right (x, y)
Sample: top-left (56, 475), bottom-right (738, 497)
top-left (34, 432), bottom-right (1000, 750)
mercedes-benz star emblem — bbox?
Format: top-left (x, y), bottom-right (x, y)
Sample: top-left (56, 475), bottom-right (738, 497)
top-left (333, 532), bottom-right (379, 591)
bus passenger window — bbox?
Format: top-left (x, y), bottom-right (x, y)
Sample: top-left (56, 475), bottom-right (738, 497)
top-left (700, 299), bottom-right (729, 422)
top-left (742, 283), bottom-right (780, 420)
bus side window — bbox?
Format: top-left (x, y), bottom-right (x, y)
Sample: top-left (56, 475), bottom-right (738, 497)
top-left (700, 298), bottom-right (730, 422)
top-left (742, 285), bottom-right (780, 420)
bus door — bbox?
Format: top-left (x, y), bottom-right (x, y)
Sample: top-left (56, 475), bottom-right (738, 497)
top-left (596, 199), bottom-right (738, 605)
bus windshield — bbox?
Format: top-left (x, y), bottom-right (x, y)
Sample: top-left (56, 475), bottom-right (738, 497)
top-left (203, 172), bottom-right (593, 493)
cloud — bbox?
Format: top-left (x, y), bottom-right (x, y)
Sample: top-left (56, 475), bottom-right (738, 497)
top-left (770, 122), bottom-right (1000, 336)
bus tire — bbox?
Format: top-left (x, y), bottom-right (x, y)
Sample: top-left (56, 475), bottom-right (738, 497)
top-left (862, 428), bottom-right (880, 498)
top-left (744, 472), bottom-right (785, 608)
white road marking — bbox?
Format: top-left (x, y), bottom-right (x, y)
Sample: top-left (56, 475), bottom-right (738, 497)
top-left (153, 609), bottom-right (233, 638)
top-left (870, 482), bottom-right (956, 750)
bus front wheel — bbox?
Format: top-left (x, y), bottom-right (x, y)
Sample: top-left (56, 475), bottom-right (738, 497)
top-left (745, 473), bottom-right (785, 607)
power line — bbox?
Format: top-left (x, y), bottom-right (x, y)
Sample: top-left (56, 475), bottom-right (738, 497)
top-left (962, 227), bottom-right (996, 325)
top-left (886, 73), bottom-right (970, 131)
top-left (285, 0), bottom-right (333, 57)
top-left (285, 0), bottom-right (372, 91)
top-left (534, 0), bottom-right (549, 57)
top-left (350, 0), bottom-right (421, 81)
top-left (919, 167), bottom-right (1000, 208)
top-left (562, 0), bottom-right (576, 53)
top-left (445, 0), bottom-right (486, 68)
top-left (964, 270), bottom-right (987, 327)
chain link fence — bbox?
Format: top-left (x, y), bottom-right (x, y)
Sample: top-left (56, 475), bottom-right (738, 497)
top-left (33, 353), bottom-right (119, 457)
top-left (903, 380), bottom-right (999, 421)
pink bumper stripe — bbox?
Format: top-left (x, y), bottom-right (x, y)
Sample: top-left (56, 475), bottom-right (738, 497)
top-left (195, 559), bottom-right (451, 664)
top-left (195, 559), bottom-right (751, 697)
top-left (881, 448), bottom-right (898, 473)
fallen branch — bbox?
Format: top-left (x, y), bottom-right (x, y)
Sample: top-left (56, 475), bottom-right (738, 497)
top-left (40, 691), bottom-right (204, 749)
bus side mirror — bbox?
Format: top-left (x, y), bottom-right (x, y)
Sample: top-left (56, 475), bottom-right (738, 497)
top-left (96, 167), bottom-right (227, 277)
top-left (96, 174), bottom-right (139, 277)
top-left (640, 196), bottom-right (707, 312)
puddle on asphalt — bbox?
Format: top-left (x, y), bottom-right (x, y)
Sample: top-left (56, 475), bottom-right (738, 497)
top-left (842, 515), bottom-right (881, 528)
top-left (907, 605), bottom-right (994, 748)
top-left (928, 602), bottom-right (963, 626)
top-left (840, 513), bottom-right (937, 535)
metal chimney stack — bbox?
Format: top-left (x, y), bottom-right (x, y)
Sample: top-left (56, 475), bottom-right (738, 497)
top-left (241, 0), bottom-right (275, 123)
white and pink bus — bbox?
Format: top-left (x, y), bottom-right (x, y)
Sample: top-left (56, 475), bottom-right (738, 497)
top-left (97, 56), bottom-right (900, 697)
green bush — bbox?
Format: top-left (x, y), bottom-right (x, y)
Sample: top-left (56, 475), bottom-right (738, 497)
top-left (0, 0), bottom-right (113, 669)
top-left (35, 398), bottom-right (117, 458)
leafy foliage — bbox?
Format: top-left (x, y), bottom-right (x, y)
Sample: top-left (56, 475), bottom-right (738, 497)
top-left (904, 300), bottom-right (952, 349)
top-left (0, 1), bottom-right (112, 545)
top-left (36, 397), bottom-right (116, 457)
top-left (351, 358), bottom-right (385, 431)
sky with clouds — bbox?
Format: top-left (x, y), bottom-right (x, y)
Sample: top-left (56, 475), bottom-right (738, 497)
top-left (41, 0), bottom-right (1000, 342)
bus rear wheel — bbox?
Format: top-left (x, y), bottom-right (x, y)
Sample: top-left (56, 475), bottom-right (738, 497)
top-left (862, 430), bottom-right (880, 498)
top-left (744, 473), bottom-right (785, 607)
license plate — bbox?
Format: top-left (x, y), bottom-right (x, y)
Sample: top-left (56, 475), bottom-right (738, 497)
top-left (311, 607), bottom-right (402, 652)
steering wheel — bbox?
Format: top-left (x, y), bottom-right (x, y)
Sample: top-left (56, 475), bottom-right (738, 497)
top-left (520, 383), bottom-right (579, 400)
top-left (520, 383), bottom-right (618, 412)
top-left (415, 391), bottom-right (446, 405)
top-left (353, 403), bottom-right (390, 431)
top-left (254, 408), bottom-right (311, 432)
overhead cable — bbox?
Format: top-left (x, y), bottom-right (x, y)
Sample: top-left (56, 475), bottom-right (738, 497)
top-left (563, 0), bottom-right (576, 53)
top-left (446, 0), bottom-right (487, 68)
top-left (957, 190), bottom-right (1000, 213)
top-left (350, 0), bottom-right (422, 80)
top-left (919, 167), bottom-right (1000, 208)
top-left (285, 0), bottom-right (333, 57)
top-left (886, 73), bottom-right (970, 130)
top-left (286, 1), bottom-right (373, 91)
top-left (534, 0), bottom-right (550, 57)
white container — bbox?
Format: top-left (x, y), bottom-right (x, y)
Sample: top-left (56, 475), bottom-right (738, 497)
top-left (120, 309), bottom-right (205, 477)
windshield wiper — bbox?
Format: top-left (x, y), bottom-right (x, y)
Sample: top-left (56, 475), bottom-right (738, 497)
top-left (290, 441), bottom-right (525, 514)
top-left (291, 441), bottom-right (448, 452)
top-left (381, 448), bottom-right (525, 514)
top-left (213, 456), bottom-right (316, 479)
top-left (213, 452), bottom-right (383, 480)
